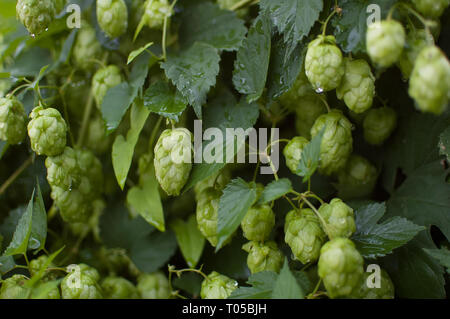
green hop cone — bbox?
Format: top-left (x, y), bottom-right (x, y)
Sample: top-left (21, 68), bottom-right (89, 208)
top-left (242, 241), bottom-right (283, 274)
top-left (335, 154), bottom-right (378, 200)
top-left (294, 95), bottom-right (327, 140)
top-left (61, 264), bottom-right (103, 299)
top-left (318, 238), bottom-right (364, 298)
top-left (29, 255), bottom-right (58, 281)
top-left (0, 96), bottom-right (27, 145)
top-left (279, 70), bottom-right (315, 108)
top-left (92, 65), bottom-right (123, 109)
top-left (310, 110), bottom-right (353, 176)
top-left (72, 24), bottom-right (103, 71)
top-left (55, 0), bottom-right (66, 13)
top-left (96, 0), bottom-right (128, 38)
top-left (194, 167), bottom-right (231, 200)
top-left (284, 209), bottom-right (326, 264)
top-left (196, 187), bottom-right (221, 247)
top-left (69, 199), bottom-right (105, 241)
top-left (137, 272), bottom-right (170, 299)
top-left (142, 0), bottom-right (172, 29)
top-left (16, 0), bottom-right (56, 36)
top-left (27, 106), bottom-right (67, 156)
top-left (351, 269), bottom-right (395, 299)
top-left (85, 115), bottom-right (111, 154)
top-left (154, 128), bottom-right (193, 196)
top-left (101, 276), bottom-right (139, 299)
top-left (241, 204), bottom-right (275, 242)
top-left (0, 275), bottom-right (30, 299)
top-left (366, 20), bottom-right (405, 68)
top-left (408, 46), bottom-right (450, 114)
top-left (363, 107), bottom-right (397, 145)
top-left (336, 58), bottom-right (375, 114)
top-left (305, 35), bottom-right (345, 92)
top-left (283, 136), bottom-right (309, 174)
top-left (318, 198), bottom-right (356, 238)
top-left (398, 30), bottom-right (431, 79)
top-left (200, 271), bottom-right (237, 299)
top-left (412, 0), bottom-right (450, 18)
top-left (217, 0), bottom-right (249, 18)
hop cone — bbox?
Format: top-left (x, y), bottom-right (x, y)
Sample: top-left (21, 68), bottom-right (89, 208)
top-left (16, 0), bottom-right (56, 36)
top-left (97, 0), bottom-right (128, 38)
top-left (196, 187), bottom-right (221, 247)
top-left (412, 0), bottom-right (450, 18)
top-left (101, 276), bottom-right (139, 299)
top-left (351, 269), bottom-right (395, 299)
top-left (241, 204), bottom-right (275, 242)
top-left (61, 264), bottom-right (103, 299)
top-left (200, 271), bottom-right (237, 299)
top-left (398, 30), bottom-right (431, 79)
top-left (143, 0), bottom-right (172, 29)
top-left (194, 167), bottom-right (231, 200)
top-left (318, 198), bottom-right (356, 239)
top-left (92, 65), bottom-right (123, 108)
top-left (72, 24), bottom-right (103, 71)
top-left (363, 107), bottom-right (397, 145)
top-left (294, 95), bottom-right (327, 140)
top-left (0, 96), bottom-right (27, 145)
top-left (279, 70), bottom-right (315, 109)
top-left (0, 275), bottom-right (29, 299)
top-left (283, 136), bottom-right (309, 174)
top-left (137, 272), bottom-right (170, 299)
top-left (242, 241), bottom-right (284, 274)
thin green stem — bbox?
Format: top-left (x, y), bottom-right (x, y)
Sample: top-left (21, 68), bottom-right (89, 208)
top-left (162, 0), bottom-right (178, 61)
top-left (7, 83), bottom-right (31, 97)
top-left (321, 7), bottom-right (338, 37)
top-left (0, 155), bottom-right (33, 196)
top-left (319, 95), bottom-right (331, 112)
top-left (147, 116), bottom-right (164, 158)
top-left (301, 196), bottom-right (332, 238)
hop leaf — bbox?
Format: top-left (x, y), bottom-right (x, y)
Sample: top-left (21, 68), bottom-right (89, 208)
top-left (154, 128), bottom-right (193, 196)
top-left (310, 109), bottom-right (353, 176)
top-left (284, 209), bottom-right (326, 264)
top-left (242, 241), bottom-right (283, 274)
top-left (27, 106), bottom-right (67, 156)
top-left (92, 65), bottom-right (123, 109)
top-left (318, 198), bottom-right (356, 239)
top-left (366, 20), bottom-right (405, 68)
top-left (336, 58), bottom-right (375, 114)
top-left (96, 0), bottom-right (128, 39)
top-left (363, 107), bottom-right (397, 145)
top-left (0, 96), bottom-right (27, 145)
top-left (241, 204), bottom-right (275, 242)
top-left (318, 238), bottom-right (364, 298)
top-left (408, 46), bottom-right (450, 115)
top-left (305, 35), bottom-right (344, 92)
top-left (200, 271), bottom-right (238, 299)
top-left (137, 272), bottom-right (170, 299)
top-left (16, 0), bottom-right (56, 36)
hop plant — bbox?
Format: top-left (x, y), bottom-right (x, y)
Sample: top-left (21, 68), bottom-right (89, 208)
top-left (283, 136), bottom-right (309, 174)
top-left (279, 70), bottom-right (315, 109)
top-left (101, 276), bottom-right (139, 299)
top-left (31, 282), bottom-right (61, 299)
top-left (335, 154), bottom-right (378, 200)
top-left (194, 167), bottom-right (231, 200)
top-left (318, 198), bottom-right (356, 239)
top-left (196, 187), bottom-right (221, 247)
top-left (336, 58), bottom-right (375, 114)
top-left (61, 264), bottom-right (103, 299)
top-left (16, 0), bottom-right (56, 36)
top-left (154, 128), bottom-right (193, 196)
top-left (72, 24), bottom-right (103, 71)
top-left (200, 271), bottom-right (237, 299)
top-left (305, 35), bottom-right (345, 92)
top-left (408, 46), bottom-right (450, 114)
top-left (284, 209), bottom-right (326, 264)
top-left (351, 269), bottom-right (395, 299)
top-left (363, 107), bottom-right (397, 145)
top-left (318, 238), bottom-right (364, 298)
top-left (96, 0), bottom-right (128, 38)
top-left (294, 95), bottom-right (327, 140)
top-left (217, 0), bottom-right (249, 18)
top-left (69, 199), bottom-right (105, 241)
top-left (85, 115), bottom-right (111, 154)
top-left (366, 20), bottom-right (405, 68)
top-left (0, 96), bottom-right (27, 145)
top-left (29, 255), bottom-right (58, 281)
top-left (242, 241), bottom-right (284, 274)
top-left (310, 110), bottom-right (353, 176)
top-left (412, 0), bottom-right (450, 18)
top-left (92, 65), bottom-right (123, 109)
top-left (142, 0), bottom-right (172, 29)
top-left (241, 204), bottom-right (275, 242)
top-left (137, 272), bottom-right (170, 299)
top-left (398, 30), bottom-right (431, 79)
top-left (27, 106), bottom-right (67, 156)
top-left (0, 275), bottom-right (29, 299)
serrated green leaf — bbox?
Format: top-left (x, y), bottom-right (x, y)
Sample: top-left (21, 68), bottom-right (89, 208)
top-left (232, 12), bottom-right (271, 103)
top-left (143, 81), bottom-right (187, 121)
top-left (170, 215), bottom-right (205, 268)
top-left (179, 2), bottom-right (247, 51)
top-left (161, 42), bottom-right (220, 118)
top-left (296, 127), bottom-right (324, 182)
top-left (352, 202), bottom-right (425, 258)
top-left (216, 178), bottom-right (257, 250)
top-left (229, 271), bottom-right (278, 299)
top-left (272, 258), bottom-right (304, 299)
top-left (28, 182), bottom-right (46, 252)
top-left (258, 178), bottom-right (292, 204)
top-left (112, 100), bottom-right (150, 189)
top-left (102, 52), bottom-right (151, 133)
top-left (260, 0), bottom-right (323, 60)
top-left (3, 189), bottom-right (34, 257)
top-left (424, 247), bottom-right (450, 273)
top-left (127, 166), bottom-right (165, 231)
top-left (127, 42), bottom-right (153, 65)
top-left (438, 125), bottom-right (450, 161)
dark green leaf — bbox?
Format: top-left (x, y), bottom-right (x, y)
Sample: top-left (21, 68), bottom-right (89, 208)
top-left (296, 128), bottom-right (324, 182)
top-left (272, 258), bottom-right (304, 299)
top-left (143, 81), bottom-right (187, 121)
top-left (438, 125), bottom-right (450, 161)
top-left (258, 178), bottom-right (292, 204)
top-left (161, 42), bottom-right (220, 118)
top-left (173, 272), bottom-right (202, 297)
top-left (232, 12), bottom-right (272, 103)
top-left (229, 271), bottom-right (278, 299)
top-left (424, 247), bottom-right (450, 273)
top-left (28, 182), bottom-right (46, 252)
top-left (170, 215), bottom-right (205, 268)
top-left (179, 2), bottom-right (247, 51)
